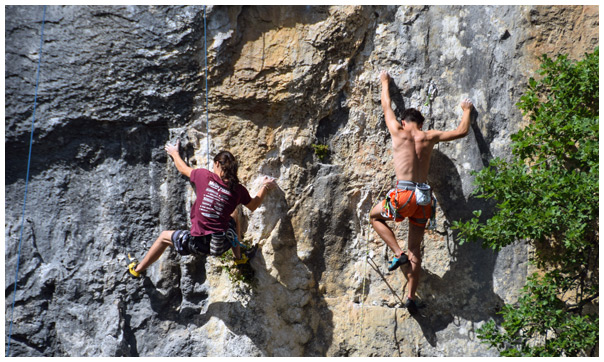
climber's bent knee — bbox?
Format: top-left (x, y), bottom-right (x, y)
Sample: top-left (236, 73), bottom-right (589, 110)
top-left (159, 230), bottom-right (175, 245)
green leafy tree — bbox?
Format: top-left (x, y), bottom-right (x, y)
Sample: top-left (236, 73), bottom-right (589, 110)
top-left (453, 48), bottom-right (598, 356)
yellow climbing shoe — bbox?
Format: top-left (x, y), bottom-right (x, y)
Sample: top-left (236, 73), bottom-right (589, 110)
top-left (128, 254), bottom-right (141, 278)
top-left (234, 254), bottom-right (249, 265)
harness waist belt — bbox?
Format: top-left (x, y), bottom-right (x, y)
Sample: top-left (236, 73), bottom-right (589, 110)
top-left (396, 180), bottom-right (419, 189)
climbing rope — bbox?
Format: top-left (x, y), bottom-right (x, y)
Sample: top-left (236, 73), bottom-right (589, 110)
top-left (357, 83), bottom-right (390, 345)
top-left (358, 179), bottom-right (389, 347)
top-left (358, 220), bottom-right (369, 347)
top-left (6, 5), bottom-right (47, 357)
top-left (203, 5), bottom-right (210, 169)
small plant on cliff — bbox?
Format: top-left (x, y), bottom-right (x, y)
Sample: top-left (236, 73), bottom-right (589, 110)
top-left (312, 143), bottom-right (330, 162)
top-left (218, 247), bottom-right (256, 287)
top-left (453, 47), bottom-right (599, 356)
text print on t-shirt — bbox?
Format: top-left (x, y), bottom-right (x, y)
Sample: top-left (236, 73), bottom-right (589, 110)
top-left (200, 180), bottom-right (232, 219)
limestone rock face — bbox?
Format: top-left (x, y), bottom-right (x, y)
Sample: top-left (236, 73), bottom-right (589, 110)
top-left (5, 5), bottom-right (598, 357)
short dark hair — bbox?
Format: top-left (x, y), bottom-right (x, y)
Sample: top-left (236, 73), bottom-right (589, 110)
top-left (401, 108), bottom-right (425, 126)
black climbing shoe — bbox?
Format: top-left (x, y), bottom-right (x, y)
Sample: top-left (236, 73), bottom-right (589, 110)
top-left (387, 253), bottom-right (409, 271)
top-left (244, 244), bottom-right (258, 260)
top-left (405, 298), bottom-right (419, 315)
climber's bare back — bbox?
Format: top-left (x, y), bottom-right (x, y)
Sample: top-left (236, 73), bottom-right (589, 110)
top-left (379, 71), bottom-right (474, 183)
top-left (391, 127), bottom-right (437, 183)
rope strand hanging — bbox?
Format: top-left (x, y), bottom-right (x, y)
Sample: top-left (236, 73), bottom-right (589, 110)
top-left (203, 5), bottom-right (210, 169)
top-left (357, 81), bottom-right (391, 348)
top-left (6, 5), bottom-right (47, 357)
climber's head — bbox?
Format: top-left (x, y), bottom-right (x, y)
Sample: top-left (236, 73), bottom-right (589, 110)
top-left (401, 108), bottom-right (425, 128)
top-left (213, 150), bottom-right (240, 189)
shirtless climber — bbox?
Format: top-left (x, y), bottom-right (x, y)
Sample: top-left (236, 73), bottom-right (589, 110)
top-left (369, 70), bottom-right (474, 314)
top-left (128, 141), bottom-right (277, 278)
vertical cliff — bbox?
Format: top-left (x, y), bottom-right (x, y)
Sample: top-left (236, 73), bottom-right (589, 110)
top-left (4, 5), bottom-right (598, 356)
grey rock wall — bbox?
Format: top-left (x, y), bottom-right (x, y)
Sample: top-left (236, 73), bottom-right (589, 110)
top-left (4, 5), bottom-right (598, 357)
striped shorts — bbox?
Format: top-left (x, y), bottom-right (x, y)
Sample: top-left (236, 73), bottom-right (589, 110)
top-left (171, 218), bottom-right (237, 256)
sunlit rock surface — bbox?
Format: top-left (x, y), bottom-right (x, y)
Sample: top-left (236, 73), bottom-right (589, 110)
top-left (5, 5), bottom-right (598, 356)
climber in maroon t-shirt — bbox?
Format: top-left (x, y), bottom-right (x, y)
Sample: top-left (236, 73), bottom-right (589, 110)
top-left (128, 141), bottom-right (276, 278)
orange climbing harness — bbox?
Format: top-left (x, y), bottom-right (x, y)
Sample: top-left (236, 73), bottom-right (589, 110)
top-left (381, 181), bottom-right (437, 228)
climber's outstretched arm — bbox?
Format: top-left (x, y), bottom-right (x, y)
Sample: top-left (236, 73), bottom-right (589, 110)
top-left (245, 176), bottom-right (277, 211)
top-left (165, 140), bottom-right (193, 178)
top-left (380, 70), bottom-right (403, 135)
top-left (429, 98), bottom-right (474, 143)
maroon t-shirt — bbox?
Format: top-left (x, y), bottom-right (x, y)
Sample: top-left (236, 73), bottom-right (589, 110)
top-left (189, 168), bottom-right (252, 236)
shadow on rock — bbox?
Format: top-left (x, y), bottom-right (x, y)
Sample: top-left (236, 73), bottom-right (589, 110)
top-left (405, 132), bottom-right (504, 347)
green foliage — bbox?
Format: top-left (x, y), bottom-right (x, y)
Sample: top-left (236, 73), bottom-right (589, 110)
top-left (312, 143), bottom-right (330, 161)
top-left (218, 246), bottom-right (256, 287)
top-left (477, 273), bottom-right (599, 356)
top-left (453, 48), bottom-right (599, 356)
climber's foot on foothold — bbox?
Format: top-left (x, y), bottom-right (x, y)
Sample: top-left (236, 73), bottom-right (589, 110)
top-left (244, 244), bottom-right (258, 260)
top-left (235, 253), bottom-right (249, 265)
top-left (405, 298), bottom-right (419, 315)
top-left (235, 245), bottom-right (258, 266)
top-left (127, 254), bottom-right (143, 278)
